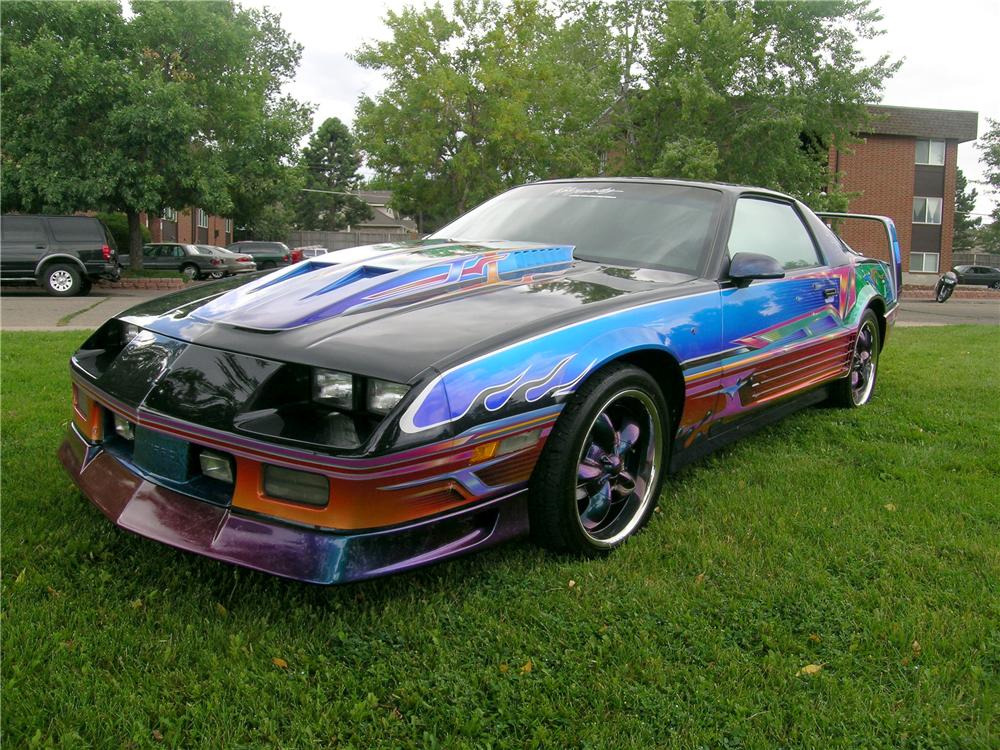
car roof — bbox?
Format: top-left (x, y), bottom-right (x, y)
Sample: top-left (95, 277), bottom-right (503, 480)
top-left (529, 176), bottom-right (795, 201)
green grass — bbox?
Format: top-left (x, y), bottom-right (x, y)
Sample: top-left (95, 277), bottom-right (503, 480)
top-left (2, 327), bottom-right (998, 749)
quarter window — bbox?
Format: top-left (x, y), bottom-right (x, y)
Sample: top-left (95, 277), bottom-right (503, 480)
top-left (728, 198), bottom-right (821, 270)
top-left (913, 197), bottom-right (942, 224)
top-left (915, 139), bottom-right (945, 166)
top-left (910, 252), bottom-right (939, 273)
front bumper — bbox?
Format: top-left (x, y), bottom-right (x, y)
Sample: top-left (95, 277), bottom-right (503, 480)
top-left (59, 424), bottom-right (529, 584)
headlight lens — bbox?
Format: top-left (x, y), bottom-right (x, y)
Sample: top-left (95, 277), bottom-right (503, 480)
top-left (313, 369), bottom-right (353, 408)
top-left (122, 322), bottom-right (141, 344)
top-left (367, 378), bottom-right (409, 415)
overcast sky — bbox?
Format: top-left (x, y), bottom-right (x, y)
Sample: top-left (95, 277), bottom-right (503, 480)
top-left (244, 0), bottom-right (999, 218)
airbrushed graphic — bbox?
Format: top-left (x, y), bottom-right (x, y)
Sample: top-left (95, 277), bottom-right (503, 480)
top-left (59, 178), bottom-right (900, 584)
top-left (191, 243), bottom-right (574, 331)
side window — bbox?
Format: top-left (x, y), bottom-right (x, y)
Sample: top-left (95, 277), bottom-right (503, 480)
top-left (1, 216), bottom-right (46, 243)
top-left (142, 244), bottom-right (154, 256)
top-left (173, 246), bottom-right (185, 257)
top-left (728, 198), bottom-right (821, 270)
top-left (48, 217), bottom-right (103, 242)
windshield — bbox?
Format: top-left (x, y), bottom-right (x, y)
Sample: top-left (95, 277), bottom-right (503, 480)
top-left (431, 182), bottom-right (723, 274)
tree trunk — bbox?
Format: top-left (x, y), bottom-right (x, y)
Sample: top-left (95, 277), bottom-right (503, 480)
top-left (127, 210), bottom-right (143, 271)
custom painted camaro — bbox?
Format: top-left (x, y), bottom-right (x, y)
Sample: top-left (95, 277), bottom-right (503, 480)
top-left (60, 179), bottom-right (901, 584)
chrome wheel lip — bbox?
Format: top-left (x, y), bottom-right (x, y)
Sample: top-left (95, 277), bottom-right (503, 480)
top-left (573, 388), bottom-right (662, 547)
top-left (850, 320), bottom-right (878, 405)
top-left (49, 269), bottom-right (74, 292)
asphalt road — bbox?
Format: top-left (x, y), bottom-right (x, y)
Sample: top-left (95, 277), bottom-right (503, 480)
top-left (2, 284), bottom-right (998, 331)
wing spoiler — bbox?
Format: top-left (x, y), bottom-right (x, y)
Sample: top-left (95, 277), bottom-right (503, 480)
top-left (816, 212), bottom-right (902, 300)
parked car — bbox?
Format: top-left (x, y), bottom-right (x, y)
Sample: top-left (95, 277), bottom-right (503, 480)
top-left (295, 245), bottom-right (330, 260)
top-left (61, 178), bottom-right (899, 584)
top-left (196, 245), bottom-right (257, 278)
top-left (119, 242), bottom-right (238, 280)
top-left (952, 264), bottom-right (1000, 289)
top-left (225, 240), bottom-right (292, 269)
top-left (1, 214), bottom-right (119, 296)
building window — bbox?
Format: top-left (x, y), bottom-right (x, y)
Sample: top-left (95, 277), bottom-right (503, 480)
top-left (915, 139), bottom-right (945, 166)
top-left (913, 196), bottom-right (942, 224)
top-left (225, 218), bottom-right (233, 234)
top-left (910, 252), bottom-right (939, 273)
top-left (161, 207), bottom-right (177, 222)
top-left (197, 209), bottom-right (208, 229)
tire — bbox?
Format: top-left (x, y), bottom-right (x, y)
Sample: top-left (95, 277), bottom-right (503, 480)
top-left (829, 309), bottom-right (880, 408)
top-left (208, 270), bottom-right (224, 280)
top-left (528, 363), bottom-right (670, 556)
top-left (41, 263), bottom-right (82, 297)
top-left (990, 281), bottom-right (1000, 290)
top-left (180, 263), bottom-right (201, 281)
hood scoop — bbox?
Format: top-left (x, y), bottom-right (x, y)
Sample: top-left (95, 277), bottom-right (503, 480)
top-left (190, 242), bottom-right (574, 331)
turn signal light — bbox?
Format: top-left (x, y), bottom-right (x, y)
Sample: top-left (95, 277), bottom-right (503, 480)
top-left (263, 464), bottom-right (329, 507)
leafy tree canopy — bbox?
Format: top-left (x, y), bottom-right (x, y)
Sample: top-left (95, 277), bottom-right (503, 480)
top-left (952, 169), bottom-right (981, 253)
top-left (355, 0), bottom-right (897, 228)
top-left (294, 117), bottom-right (372, 231)
top-left (353, 0), bottom-right (617, 230)
top-left (976, 118), bottom-right (1000, 253)
top-left (1, 0), bottom-right (310, 266)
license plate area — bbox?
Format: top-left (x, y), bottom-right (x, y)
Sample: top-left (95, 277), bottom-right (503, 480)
top-left (132, 426), bottom-right (191, 482)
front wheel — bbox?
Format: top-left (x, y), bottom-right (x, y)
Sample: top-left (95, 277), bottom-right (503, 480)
top-left (830, 310), bottom-right (880, 408)
top-left (936, 284), bottom-right (953, 303)
top-left (180, 263), bottom-right (201, 281)
top-left (529, 363), bottom-right (669, 556)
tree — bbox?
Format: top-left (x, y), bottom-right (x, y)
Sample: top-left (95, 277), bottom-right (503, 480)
top-left (976, 118), bottom-right (1000, 253)
top-left (294, 118), bottom-right (372, 231)
top-left (621, 1), bottom-right (898, 211)
top-left (353, 0), bottom-right (616, 230)
top-left (952, 169), bottom-right (981, 252)
top-left (1, 1), bottom-right (310, 267)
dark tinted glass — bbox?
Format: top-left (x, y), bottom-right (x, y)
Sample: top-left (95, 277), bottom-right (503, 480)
top-left (48, 217), bottom-right (104, 242)
top-left (1, 216), bottom-right (46, 242)
top-left (431, 182), bottom-right (723, 274)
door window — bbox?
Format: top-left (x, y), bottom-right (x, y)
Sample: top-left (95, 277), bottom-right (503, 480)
top-left (728, 198), bottom-right (821, 270)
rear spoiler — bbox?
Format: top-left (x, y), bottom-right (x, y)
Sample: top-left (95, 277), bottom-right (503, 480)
top-left (816, 212), bottom-right (902, 300)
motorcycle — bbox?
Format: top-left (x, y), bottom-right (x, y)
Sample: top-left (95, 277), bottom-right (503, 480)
top-left (934, 271), bottom-right (958, 303)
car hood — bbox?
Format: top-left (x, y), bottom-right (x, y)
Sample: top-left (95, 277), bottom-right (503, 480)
top-left (125, 239), bottom-right (709, 384)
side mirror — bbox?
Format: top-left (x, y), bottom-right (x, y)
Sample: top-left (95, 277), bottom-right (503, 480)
top-left (729, 252), bottom-right (785, 287)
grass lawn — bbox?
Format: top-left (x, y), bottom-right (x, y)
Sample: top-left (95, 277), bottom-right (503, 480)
top-left (2, 326), bottom-right (998, 748)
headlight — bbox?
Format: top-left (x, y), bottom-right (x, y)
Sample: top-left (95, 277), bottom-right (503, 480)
top-left (367, 379), bottom-right (409, 415)
top-left (313, 369), bottom-right (353, 408)
top-left (122, 322), bottom-right (141, 344)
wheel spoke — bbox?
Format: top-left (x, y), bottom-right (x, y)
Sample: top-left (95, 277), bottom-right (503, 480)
top-left (580, 481), bottom-right (612, 527)
top-left (612, 470), bottom-right (636, 497)
top-left (577, 462), bottom-right (603, 482)
top-left (615, 417), bottom-right (641, 456)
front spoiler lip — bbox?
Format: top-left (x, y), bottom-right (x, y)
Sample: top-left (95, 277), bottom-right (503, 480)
top-left (59, 425), bottom-right (529, 585)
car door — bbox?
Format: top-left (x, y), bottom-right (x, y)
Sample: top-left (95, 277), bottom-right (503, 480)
top-left (719, 196), bottom-right (850, 416)
top-left (1, 216), bottom-right (49, 278)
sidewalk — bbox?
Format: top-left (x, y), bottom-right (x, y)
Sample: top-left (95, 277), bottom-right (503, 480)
top-left (1, 287), bottom-right (172, 331)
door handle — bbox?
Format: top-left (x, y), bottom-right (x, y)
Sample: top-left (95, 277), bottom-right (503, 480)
top-left (35, 245), bottom-right (46, 249)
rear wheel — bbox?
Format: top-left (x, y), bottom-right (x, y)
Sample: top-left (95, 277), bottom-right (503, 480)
top-left (41, 263), bottom-right (82, 297)
top-left (830, 309), bottom-right (880, 408)
top-left (990, 281), bottom-right (1000, 290)
top-left (529, 363), bottom-right (669, 555)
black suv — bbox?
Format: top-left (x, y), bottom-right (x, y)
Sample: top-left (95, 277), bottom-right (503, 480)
top-left (1, 214), bottom-right (119, 296)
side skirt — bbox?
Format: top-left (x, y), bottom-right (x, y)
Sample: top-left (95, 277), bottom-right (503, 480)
top-left (669, 384), bottom-right (832, 473)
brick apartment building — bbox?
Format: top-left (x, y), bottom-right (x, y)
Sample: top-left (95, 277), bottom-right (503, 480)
top-left (139, 207), bottom-right (234, 247)
top-left (830, 105), bottom-right (978, 283)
